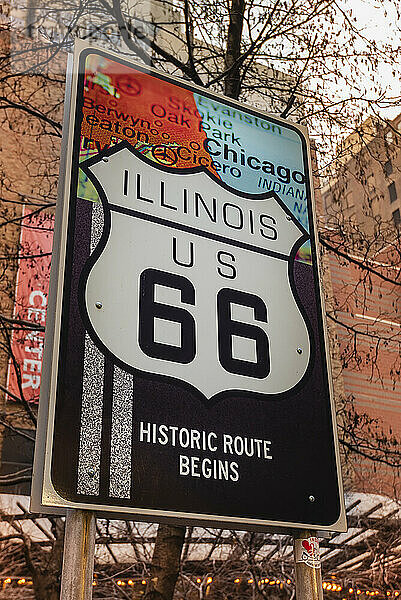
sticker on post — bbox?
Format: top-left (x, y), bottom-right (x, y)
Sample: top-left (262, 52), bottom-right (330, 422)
top-left (294, 537), bottom-right (321, 568)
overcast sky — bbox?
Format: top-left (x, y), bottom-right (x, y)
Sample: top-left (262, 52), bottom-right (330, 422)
top-left (345, 0), bottom-right (401, 118)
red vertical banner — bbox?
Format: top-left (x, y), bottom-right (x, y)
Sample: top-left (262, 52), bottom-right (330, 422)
top-left (6, 209), bottom-right (54, 403)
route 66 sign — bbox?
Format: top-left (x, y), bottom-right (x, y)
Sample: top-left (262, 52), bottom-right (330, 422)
top-left (81, 144), bottom-right (310, 401)
top-left (32, 41), bottom-right (346, 533)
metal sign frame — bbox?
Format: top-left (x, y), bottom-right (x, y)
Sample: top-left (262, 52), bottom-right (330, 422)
top-left (31, 40), bottom-right (346, 533)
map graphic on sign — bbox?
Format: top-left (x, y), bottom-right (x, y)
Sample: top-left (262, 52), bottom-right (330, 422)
top-left (81, 144), bottom-right (310, 402)
top-left (32, 41), bottom-right (346, 533)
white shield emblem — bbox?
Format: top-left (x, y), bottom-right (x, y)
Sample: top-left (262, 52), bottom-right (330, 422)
top-left (80, 144), bottom-right (311, 402)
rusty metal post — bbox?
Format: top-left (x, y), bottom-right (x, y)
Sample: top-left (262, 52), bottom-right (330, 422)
top-left (60, 509), bottom-right (96, 600)
top-left (293, 530), bottom-right (323, 600)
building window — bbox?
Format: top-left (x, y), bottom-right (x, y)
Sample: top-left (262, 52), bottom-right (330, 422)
top-left (366, 174), bottom-right (377, 206)
top-left (384, 160), bottom-right (393, 176)
top-left (388, 181), bottom-right (397, 203)
top-left (393, 208), bottom-right (400, 229)
top-left (323, 194), bottom-right (331, 210)
top-left (345, 191), bottom-right (354, 209)
top-left (366, 173), bottom-right (377, 195)
top-left (0, 428), bottom-right (34, 496)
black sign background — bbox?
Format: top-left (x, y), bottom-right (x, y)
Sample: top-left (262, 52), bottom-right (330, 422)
top-left (48, 47), bottom-right (344, 530)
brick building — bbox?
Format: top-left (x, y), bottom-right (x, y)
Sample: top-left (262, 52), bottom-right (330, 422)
top-left (321, 114), bottom-right (401, 496)
top-left (323, 114), bottom-right (401, 232)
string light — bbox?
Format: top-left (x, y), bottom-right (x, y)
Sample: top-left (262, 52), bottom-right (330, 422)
top-left (0, 573), bottom-right (398, 596)
top-left (320, 584), bottom-right (401, 598)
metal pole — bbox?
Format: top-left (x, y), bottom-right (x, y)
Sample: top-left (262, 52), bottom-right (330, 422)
top-left (60, 509), bottom-right (96, 600)
top-left (293, 530), bottom-right (323, 600)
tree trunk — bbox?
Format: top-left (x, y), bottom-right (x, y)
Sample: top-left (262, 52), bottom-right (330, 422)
top-left (144, 524), bottom-right (186, 600)
top-left (224, 0), bottom-right (246, 99)
top-left (23, 517), bottom-right (65, 600)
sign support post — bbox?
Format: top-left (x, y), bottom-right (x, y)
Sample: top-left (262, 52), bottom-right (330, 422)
top-left (293, 530), bottom-right (323, 600)
top-left (60, 509), bottom-right (96, 600)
